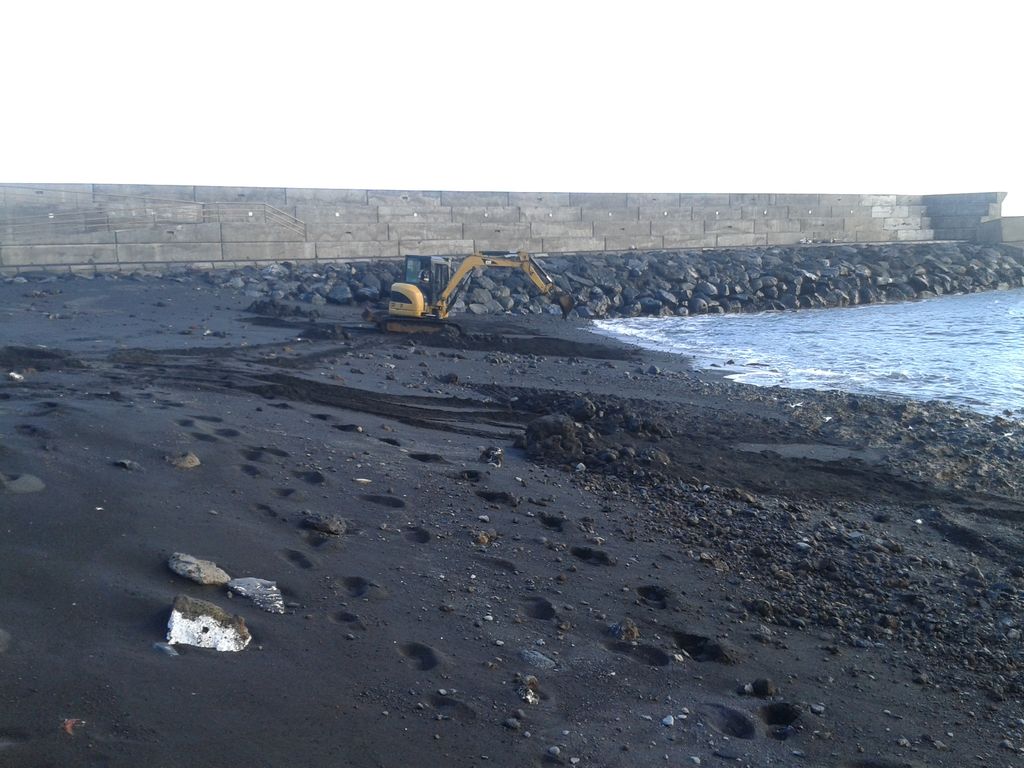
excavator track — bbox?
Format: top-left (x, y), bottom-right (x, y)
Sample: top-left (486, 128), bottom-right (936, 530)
top-left (381, 317), bottom-right (463, 335)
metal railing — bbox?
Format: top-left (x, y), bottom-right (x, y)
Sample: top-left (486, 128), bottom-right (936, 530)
top-left (200, 202), bottom-right (306, 238)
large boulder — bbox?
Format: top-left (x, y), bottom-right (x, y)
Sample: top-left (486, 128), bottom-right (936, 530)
top-left (326, 283), bottom-right (353, 305)
top-left (525, 414), bottom-right (577, 444)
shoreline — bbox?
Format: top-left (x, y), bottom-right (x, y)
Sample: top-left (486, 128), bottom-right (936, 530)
top-left (588, 286), bottom-right (1024, 421)
top-left (2, 271), bottom-right (1024, 767)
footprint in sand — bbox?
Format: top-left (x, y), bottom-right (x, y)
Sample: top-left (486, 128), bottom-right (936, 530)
top-left (636, 584), bottom-right (672, 609)
top-left (294, 469), bottom-right (326, 485)
top-left (672, 630), bottom-right (740, 664)
top-left (242, 446), bottom-right (290, 462)
top-left (570, 546), bottom-right (615, 566)
top-left (15, 424), bottom-right (52, 438)
top-left (523, 596), bottom-right (557, 620)
top-left (331, 611), bottom-right (366, 630)
top-left (176, 418), bottom-right (196, 427)
top-left (408, 452), bottom-right (447, 464)
top-left (473, 554), bottom-right (519, 574)
top-left (603, 640), bottom-right (671, 667)
top-left (397, 642), bottom-right (443, 671)
top-left (476, 489), bottom-right (518, 506)
top-left (760, 702), bottom-right (801, 740)
top-left (429, 694), bottom-right (476, 721)
top-left (280, 549), bottom-right (317, 569)
top-left (274, 488), bottom-right (298, 499)
top-left (240, 464), bottom-right (262, 477)
top-left (191, 415), bottom-right (223, 423)
top-left (30, 401), bottom-right (61, 417)
top-left (343, 576), bottom-right (387, 599)
top-left (191, 432), bottom-right (219, 443)
top-left (0, 473), bottom-right (45, 494)
top-left (0, 727), bottom-right (31, 751)
top-left (215, 428), bottom-right (241, 438)
top-left (698, 704), bottom-right (757, 739)
top-left (403, 526), bottom-right (431, 544)
top-left (538, 513), bottom-right (566, 532)
top-left (359, 494), bottom-right (406, 509)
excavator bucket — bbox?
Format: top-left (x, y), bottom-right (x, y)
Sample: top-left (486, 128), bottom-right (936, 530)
top-left (558, 293), bottom-right (575, 320)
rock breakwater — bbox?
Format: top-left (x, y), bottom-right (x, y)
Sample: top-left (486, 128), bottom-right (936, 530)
top-left (207, 242), bottom-right (1024, 319)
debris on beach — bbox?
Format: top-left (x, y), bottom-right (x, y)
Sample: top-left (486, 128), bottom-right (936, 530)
top-left (7, 371), bottom-right (24, 382)
top-left (61, 718), bottom-right (86, 736)
top-left (167, 552), bottom-right (232, 586)
top-left (166, 595), bottom-right (251, 651)
top-left (227, 577), bottom-right (286, 614)
top-left (480, 446), bottom-right (503, 466)
top-left (165, 451), bottom-right (201, 469)
top-left (113, 458), bottom-right (143, 471)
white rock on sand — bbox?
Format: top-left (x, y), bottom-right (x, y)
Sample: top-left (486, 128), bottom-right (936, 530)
top-left (166, 595), bottom-right (251, 652)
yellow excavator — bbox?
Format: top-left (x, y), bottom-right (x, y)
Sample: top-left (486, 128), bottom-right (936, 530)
top-left (369, 250), bottom-right (574, 333)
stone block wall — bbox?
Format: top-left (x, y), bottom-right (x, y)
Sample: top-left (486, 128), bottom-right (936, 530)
top-left (0, 184), bottom-right (1007, 272)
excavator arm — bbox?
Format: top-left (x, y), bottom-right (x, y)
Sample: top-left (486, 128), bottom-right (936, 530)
top-left (436, 251), bottom-right (572, 318)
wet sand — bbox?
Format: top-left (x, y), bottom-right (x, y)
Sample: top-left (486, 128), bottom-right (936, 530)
top-left (2, 274), bottom-right (1024, 767)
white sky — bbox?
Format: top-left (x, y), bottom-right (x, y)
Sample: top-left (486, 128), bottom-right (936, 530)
top-left (2, 0), bottom-right (1020, 212)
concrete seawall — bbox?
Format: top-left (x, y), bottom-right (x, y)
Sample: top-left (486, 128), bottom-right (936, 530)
top-left (0, 184), bottom-right (1008, 274)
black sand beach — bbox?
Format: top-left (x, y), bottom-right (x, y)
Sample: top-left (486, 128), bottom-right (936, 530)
top-left (2, 272), bottom-right (1024, 767)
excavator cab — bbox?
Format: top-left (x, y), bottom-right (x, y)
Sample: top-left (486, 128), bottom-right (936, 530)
top-left (402, 255), bottom-right (452, 306)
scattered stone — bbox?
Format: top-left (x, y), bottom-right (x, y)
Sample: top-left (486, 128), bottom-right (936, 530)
top-left (301, 511), bottom-right (348, 536)
top-left (608, 618), bottom-right (640, 642)
top-left (152, 642), bottom-right (179, 656)
top-left (166, 595), bottom-right (251, 652)
top-left (519, 649), bottom-right (556, 669)
top-left (750, 678), bottom-right (777, 698)
top-left (472, 529), bottom-right (498, 546)
top-left (167, 552), bottom-right (231, 586)
top-left (166, 451), bottom-right (201, 469)
top-left (662, 714), bottom-right (675, 727)
top-left (227, 577), bottom-right (286, 614)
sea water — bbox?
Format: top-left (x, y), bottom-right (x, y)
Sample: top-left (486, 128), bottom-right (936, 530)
top-left (592, 288), bottom-right (1024, 418)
